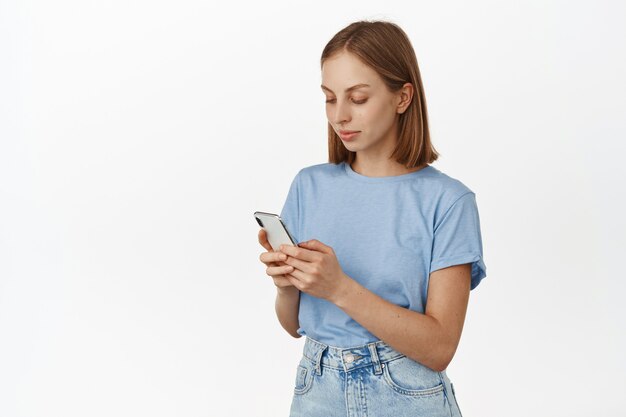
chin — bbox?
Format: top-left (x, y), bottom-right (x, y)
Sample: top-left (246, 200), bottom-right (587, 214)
top-left (342, 140), bottom-right (360, 149)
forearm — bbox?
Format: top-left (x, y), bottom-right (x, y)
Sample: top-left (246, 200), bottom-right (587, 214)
top-left (331, 277), bottom-right (452, 372)
top-left (275, 286), bottom-right (302, 338)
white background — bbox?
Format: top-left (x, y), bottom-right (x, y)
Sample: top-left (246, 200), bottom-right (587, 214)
top-left (1, 1), bottom-right (625, 416)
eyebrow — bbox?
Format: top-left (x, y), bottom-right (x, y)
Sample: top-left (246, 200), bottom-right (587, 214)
top-left (320, 83), bottom-right (371, 93)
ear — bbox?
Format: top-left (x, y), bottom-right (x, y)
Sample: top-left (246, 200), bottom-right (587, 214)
top-left (397, 82), bottom-right (414, 114)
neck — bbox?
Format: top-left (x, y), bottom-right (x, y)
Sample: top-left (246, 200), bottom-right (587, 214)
top-left (350, 156), bottom-right (426, 177)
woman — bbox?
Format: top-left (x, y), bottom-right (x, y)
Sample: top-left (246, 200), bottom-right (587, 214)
top-left (258, 20), bottom-right (486, 417)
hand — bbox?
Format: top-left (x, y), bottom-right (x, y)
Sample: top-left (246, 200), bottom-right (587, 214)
top-left (257, 228), bottom-right (297, 290)
top-left (278, 239), bottom-right (351, 303)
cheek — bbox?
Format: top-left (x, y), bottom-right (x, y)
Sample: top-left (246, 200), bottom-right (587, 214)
top-left (359, 102), bottom-right (390, 129)
top-left (374, 102), bottom-right (398, 129)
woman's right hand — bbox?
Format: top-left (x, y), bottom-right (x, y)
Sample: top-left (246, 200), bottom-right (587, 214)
top-left (258, 228), bottom-right (296, 290)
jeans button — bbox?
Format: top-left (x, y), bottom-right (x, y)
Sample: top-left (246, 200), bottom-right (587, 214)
top-left (345, 354), bottom-right (354, 363)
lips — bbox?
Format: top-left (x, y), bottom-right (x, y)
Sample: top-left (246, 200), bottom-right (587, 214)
top-left (338, 130), bottom-right (360, 141)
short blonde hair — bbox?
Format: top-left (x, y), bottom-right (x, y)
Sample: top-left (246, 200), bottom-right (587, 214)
top-left (321, 20), bottom-right (439, 167)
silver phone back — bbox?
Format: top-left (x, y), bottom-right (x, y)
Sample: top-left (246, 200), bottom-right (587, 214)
top-left (254, 211), bottom-right (297, 251)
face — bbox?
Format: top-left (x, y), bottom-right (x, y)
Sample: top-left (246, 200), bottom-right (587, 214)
top-left (321, 51), bottom-right (412, 158)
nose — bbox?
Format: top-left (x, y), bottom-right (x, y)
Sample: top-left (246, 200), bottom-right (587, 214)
top-left (331, 99), bottom-right (351, 126)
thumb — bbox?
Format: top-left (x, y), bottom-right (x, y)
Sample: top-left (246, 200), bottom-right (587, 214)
top-left (299, 239), bottom-right (332, 254)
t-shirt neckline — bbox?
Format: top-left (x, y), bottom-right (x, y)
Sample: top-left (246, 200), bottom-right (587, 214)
top-left (342, 161), bottom-right (433, 183)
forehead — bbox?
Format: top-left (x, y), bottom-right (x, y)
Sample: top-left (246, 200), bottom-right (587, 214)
top-left (321, 51), bottom-right (381, 91)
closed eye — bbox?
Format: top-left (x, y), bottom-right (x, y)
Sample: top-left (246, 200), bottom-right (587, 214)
top-left (325, 99), bottom-right (368, 104)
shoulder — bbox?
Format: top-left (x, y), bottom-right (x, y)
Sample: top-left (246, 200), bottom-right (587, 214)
top-left (294, 162), bottom-right (344, 182)
top-left (421, 166), bottom-right (477, 218)
top-left (424, 165), bottom-right (474, 196)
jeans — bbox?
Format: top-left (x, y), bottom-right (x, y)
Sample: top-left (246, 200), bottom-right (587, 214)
top-left (289, 336), bottom-right (464, 417)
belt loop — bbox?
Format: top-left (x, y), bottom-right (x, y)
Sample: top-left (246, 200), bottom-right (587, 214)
top-left (368, 342), bottom-right (383, 375)
top-left (313, 343), bottom-right (327, 376)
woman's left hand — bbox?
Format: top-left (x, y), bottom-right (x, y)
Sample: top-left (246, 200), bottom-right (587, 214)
top-left (278, 239), bottom-right (352, 303)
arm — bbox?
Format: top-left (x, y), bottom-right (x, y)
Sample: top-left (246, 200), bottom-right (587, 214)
top-left (279, 240), bottom-right (471, 371)
top-left (275, 286), bottom-right (302, 339)
top-left (331, 263), bottom-right (471, 372)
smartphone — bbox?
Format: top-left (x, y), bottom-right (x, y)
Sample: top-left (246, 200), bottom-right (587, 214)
top-left (254, 211), bottom-right (298, 251)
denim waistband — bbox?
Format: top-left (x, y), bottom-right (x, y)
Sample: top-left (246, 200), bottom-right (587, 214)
top-left (302, 336), bottom-right (406, 375)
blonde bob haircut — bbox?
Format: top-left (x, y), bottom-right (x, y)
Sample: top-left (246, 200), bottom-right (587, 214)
top-left (321, 20), bottom-right (439, 168)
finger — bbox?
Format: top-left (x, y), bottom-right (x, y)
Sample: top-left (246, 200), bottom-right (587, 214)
top-left (258, 229), bottom-right (273, 251)
top-left (278, 244), bottom-right (319, 262)
top-left (272, 276), bottom-right (295, 288)
top-left (285, 273), bottom-right (304, 291)
top-left (266, 265), bottom-right (295, 276)
top-left (262, 259), bottom-right (288, 269)
top-left (298, 239), bottom-right (333, 255)
top-left (283, 255), bottom-right (314, 273)
top-left (288, 267), bottom-right (307, 280)
top-left (260, 251), bottom-right (288, 264)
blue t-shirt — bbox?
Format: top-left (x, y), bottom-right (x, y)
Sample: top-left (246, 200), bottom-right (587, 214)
top-left (280, 161), bottom-right (487, 348)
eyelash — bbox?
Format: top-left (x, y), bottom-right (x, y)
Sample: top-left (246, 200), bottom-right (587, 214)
top-left (325, 99), bottom-right (368, 105)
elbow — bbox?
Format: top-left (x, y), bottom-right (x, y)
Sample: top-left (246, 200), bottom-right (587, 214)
top-left (419, 344), bottom-right (455, 372)
top-left (427, 357), bottom-right (451, 373)
top-left (289, 331), bottom-right (302, 339)
top-left (432, 345), bottom-right (457, 372)
top-left (406, 349), bottom-right (452, 373)
top-left (431, 358), bottom-right (451, 373)
top-left (285, 322), bottom-right (301, 339)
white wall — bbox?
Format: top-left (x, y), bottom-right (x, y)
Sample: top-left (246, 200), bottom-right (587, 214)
top-left (1, 1), bottom-right (624, 416)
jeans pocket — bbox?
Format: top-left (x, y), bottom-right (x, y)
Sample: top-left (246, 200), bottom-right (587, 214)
top-left (293, 358), bottom-right (314, 395)
top-left (382, 356), bottom-right (444, 397)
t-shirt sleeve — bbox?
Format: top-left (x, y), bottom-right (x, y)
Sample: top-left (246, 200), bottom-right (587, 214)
top-left (430, 192), bottom-right (487, 290)
top-left (279, 172), bottom-right (300, 244)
